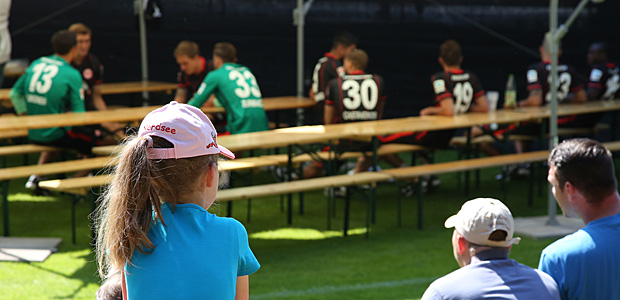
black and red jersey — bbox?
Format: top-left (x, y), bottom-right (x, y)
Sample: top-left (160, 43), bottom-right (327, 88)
top-left (325, 71), bottom-right (386, 124)
top-left (526, 61), bottom-right (584, 105)
top-left (72, 53), bottom-right (103, 111)
top-left (311, 52), bottom-right (345, 103)
top-left (587, 62), bottom-right (620, 100)
top-left (431, 69), bottom-right (485, 114)
top-left (176, 56), bottom-right (214, 100)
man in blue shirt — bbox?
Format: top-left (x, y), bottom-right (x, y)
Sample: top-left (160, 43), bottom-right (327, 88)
top-left (540, 138), bottom-right (620, 300)
top-left (422, 198), bottom-right (560, 300)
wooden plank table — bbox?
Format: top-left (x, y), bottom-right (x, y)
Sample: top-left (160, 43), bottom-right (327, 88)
top-left (0, 97), bottom-right (313, 132)
top-left (318, 110), bottom-right (533, 139)
top-left (0, 81), bottom-right (179, 106)
top-left (513, 99), bottom-right (620, 119)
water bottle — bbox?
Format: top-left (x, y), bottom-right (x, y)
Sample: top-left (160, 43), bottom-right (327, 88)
top-left (504, 74), bottom-right (517, 108)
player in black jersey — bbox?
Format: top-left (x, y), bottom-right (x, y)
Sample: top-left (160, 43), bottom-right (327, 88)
top-left (509, 38), bottom-right (586, 155)
top-left (308, 31), bottom-right (357, 125)
top-left (381, 40), bottom-right (488, 149)
top-left (68, 23), bottom-right (105, 112)
top-left (517, 39), bottom-right (586, 109)
top-left (324, 49), bottom-right (386, 125)
top-left (302, 49), bottom-right (399, 180)
top-left (173, 40), bottom-right (214, 103)
top-left (173, 40), bottom-right (225, 131)
top-left (68, 23), bottom-right (125, 142)
top-left (565, 42), bottom-right (620, 129)
top-left (587, 42), bottom-right (620, 101)
top-left (324, 49), bottom-right (394, 174)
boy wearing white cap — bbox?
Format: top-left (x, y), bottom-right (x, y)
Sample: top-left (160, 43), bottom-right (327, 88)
top-left (421, 198), bottom-right (560, 300)
top-left (95, 101), bottom-right (259, 300)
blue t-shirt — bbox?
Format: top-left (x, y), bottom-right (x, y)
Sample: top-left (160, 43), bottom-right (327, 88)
top-left (422, 248), bottom-right (560, 300)
top-left (125, 203), bottom-right (260, 300)
top-left (539, 212), bottom-right (620, 300)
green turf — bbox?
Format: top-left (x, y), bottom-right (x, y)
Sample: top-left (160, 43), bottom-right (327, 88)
top-left (0, 150), bottom-right (562, 299)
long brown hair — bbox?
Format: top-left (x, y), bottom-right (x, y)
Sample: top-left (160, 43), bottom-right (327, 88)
top-left (94, 135), bottom-right (218, 279)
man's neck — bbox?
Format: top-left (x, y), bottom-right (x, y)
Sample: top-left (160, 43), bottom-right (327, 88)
top-left (582, 192), bottom-right (620, 224)
top-left (55, 53), bottom-right (73, 64)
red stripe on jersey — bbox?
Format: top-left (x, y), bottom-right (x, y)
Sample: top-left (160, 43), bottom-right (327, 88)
top-left (373, 74), bottom-right (384, 102)
top-left (436, 93), bottom-right (453, 102)
top-left (349, 70), bottom-right (365, 75)
top-left (448, 69), bottom-right (465, 74)
top-left (378, 132), bottom-right (414, 143)
top-left (607, 62), bottom-right (616, 69)
top-left (474, 90), bottom-right (485, 99)
top-left (67, 130), bottom-right (93, 143)
top-left (325, 99), bottom-right (335, 105)
top-left (558, 115), bottom-right (577, 124)
top-left (319, 63), bottom-right (327, 95)
top-left (487, 124), bottom-right (517, 136)
top-left (414, 131), bottom-right (428, 141)
top-left (588, 82), bottom-right (603, 89)
top-left (325, 52), bottom-right (337, 60)
top-left (569, 85), bottom-right (583, 93)
top-left (527, 85), bottom-right (542, 91)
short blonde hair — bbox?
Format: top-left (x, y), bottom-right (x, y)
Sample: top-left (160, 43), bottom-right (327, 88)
top-left (346, 49), bottom-right (368, 71)
top-left (174, 41), bottom-right (200, 58)
top-left (68, 23), bottom-right (91, 35)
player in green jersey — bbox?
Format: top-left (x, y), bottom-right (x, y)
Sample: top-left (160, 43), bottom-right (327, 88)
top-left (10, 30), bottom-right (93, 192)
top-left (188, 42), bottom-right (269, 134)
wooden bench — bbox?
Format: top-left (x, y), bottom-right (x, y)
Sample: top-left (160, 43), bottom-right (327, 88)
top-left (382, 140), bottom-right (620, 229)
top-left (37, 148), bottom-right (556, 239)
top-left (449, 134), bottom-right (535, 147)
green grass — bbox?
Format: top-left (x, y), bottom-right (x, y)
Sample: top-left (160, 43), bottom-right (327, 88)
top-left (0, 151), bottom-right (560, 299)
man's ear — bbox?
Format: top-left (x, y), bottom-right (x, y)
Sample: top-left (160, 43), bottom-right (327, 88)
top-left (438, 57), bottom-right (444, 66)
top-left (564, 181), bottom-right (575, 196)
top-left (457, 235), bottom-right (468, 255)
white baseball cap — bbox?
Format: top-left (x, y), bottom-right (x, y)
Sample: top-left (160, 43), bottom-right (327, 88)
top-left (444, 198), bottom-right (521, 248)
top-left (138, 101), bottom-right (235, 160)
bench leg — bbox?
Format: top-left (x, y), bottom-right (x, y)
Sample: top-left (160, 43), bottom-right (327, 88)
top-left (2, 180), bottom-right (9, 236)
top-left (343, 187), bottom-right (350, 237)
top-left (326, 188), bottom-right (333, 230)
top-left (528, 163), bottom-right (536, 207)
top-left (227, 202), bottom-right (233, 218)
top-left (287, 145), bottom-right (293, 225)
top-left (417, 178), bottom-right (424, 230)
top-left (71, 194), bottom-right (81, 245)
top-left (246, 199), bottom-right (252, 222)
top-left (397, 184), bottom-right (403, 227)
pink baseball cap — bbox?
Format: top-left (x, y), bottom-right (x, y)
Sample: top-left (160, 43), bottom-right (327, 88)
top-left (138, 101), bottom-right (235, 160)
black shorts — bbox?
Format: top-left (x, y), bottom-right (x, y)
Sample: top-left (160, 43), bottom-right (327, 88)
top-left (32, 128), bottom-right (94, 156)
top-left (559, 114), bottom-right (603, 129)
top-left (486, 122), bottom-right (542, 137)
top-left (379, 130), bottom-right (455, 149)
top-left (333, 139), bottom-right (375, 153)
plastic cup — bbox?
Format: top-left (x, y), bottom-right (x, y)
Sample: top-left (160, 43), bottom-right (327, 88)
top-left (487, 91), bottom-right (499, 112)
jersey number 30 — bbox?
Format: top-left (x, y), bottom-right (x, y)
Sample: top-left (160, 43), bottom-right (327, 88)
top-left (28, 63), bottom-right (59, 94)
top-left (230, 70), bottom-right (262, 99)
top-left (342, 79), bottom-right (379, 110)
